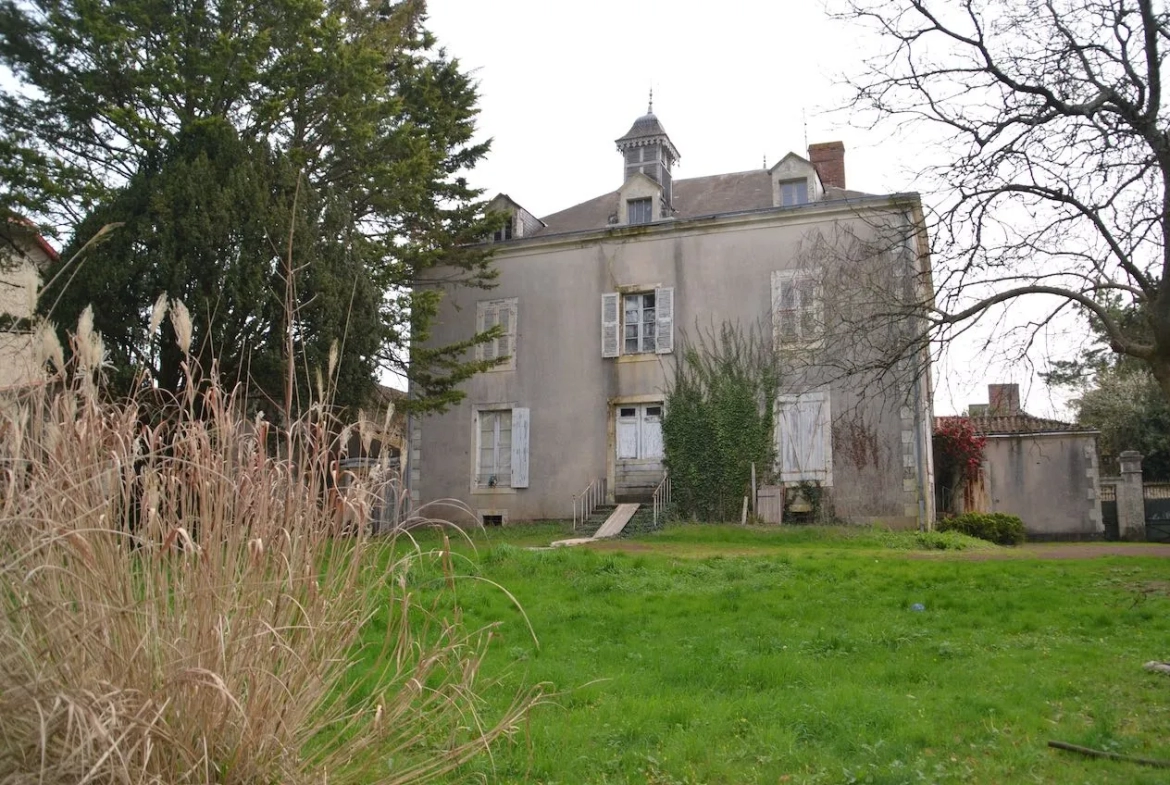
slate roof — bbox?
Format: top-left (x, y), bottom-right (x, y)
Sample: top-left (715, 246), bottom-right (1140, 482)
top-left (534, 171), bottom-right (869, 238)
top-left (616, 112), bottom-right (671, 143)
top-left (935, 413), bottom-right (1097, 436)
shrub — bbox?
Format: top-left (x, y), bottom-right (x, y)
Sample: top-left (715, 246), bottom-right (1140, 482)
top-left (0, 310), bottom-right (543, 784)
top-left (937, 512), bottom-right (1026, 545)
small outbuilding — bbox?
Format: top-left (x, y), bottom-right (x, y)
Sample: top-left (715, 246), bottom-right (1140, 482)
top-left (937, 384), bottom-right (1103, 539)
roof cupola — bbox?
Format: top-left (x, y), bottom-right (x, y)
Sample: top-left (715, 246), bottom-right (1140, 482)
top-left (615, 91), bottom-right (680, 210)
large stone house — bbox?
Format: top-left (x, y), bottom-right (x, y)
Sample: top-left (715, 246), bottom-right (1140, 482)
top-left (409, 108), bottom-right (936, 527)
top-left (1, 219), bottom-right (57, 391)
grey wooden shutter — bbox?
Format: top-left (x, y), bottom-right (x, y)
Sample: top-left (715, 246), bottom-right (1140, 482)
top-left (497, 304), bottom-right (512, 361)
top-left (601, 293), bottom-right (620, 358)
top-left (510, 407), bottom-right (530, 488)
top-left (655, 286), bottom-right (674, 354)
top-left (770, 271), bottom-right (783, 349)
top-left (775, 396), bottom-right (802, 481)
top-left (775, 391), bottom-right (832, 485)
top-left (481, 303), bottom-right (498, 361)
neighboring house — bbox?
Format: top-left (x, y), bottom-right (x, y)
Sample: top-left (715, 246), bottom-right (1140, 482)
top-left (410, 106), bottom-right (936, 527)
top-left (937, 383), bottom-right (1103, 539)
top-left (1, 219), bottom-right (57, 390)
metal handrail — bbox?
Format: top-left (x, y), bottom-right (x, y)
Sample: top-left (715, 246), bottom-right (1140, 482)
top-left (572, 477), bottom-right (607, 531)
top-left (652, 473), bottom-right (671, 528)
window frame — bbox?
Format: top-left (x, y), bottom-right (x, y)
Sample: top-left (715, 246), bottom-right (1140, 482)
top-left (492, 216), bottom-right (514, 242)
top-left (627, 197), bottom-right (653, 225)
top-left (771, 269), bottom-right (823, 349)
top-left (476, 297), bottom-right (518, 371)
top-left (475, 409), bottom-right (513, 489)
top-left (778, 179), bottom-right (809, 207)
top-left (622, 291), bottom-right (658, 355)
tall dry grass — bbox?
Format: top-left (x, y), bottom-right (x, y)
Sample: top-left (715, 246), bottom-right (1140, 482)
top-left (0, 305), bottom-right (543, 784)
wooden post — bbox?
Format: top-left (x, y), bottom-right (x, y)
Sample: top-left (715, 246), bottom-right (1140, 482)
top-left (751, 463), bottom-right (756, 514)
top-left (741, 496), bottom-right (749, 525)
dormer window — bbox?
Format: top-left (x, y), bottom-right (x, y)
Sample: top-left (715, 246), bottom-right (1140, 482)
top-left (627, 198), bottom-right (653, 225)
top-left (493, 216), bottom-right (514, 242)
top-left (779, 180), bottom-right (809, 206)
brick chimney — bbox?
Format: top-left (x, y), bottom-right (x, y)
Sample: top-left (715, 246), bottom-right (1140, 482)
top-left (808, 141), bottom-right (846, 189)
top-left (988, 383), bottom-right (1021, 416)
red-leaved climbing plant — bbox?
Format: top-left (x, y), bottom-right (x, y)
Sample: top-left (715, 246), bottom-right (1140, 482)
top-left (933, 417), bottom-right (986, 485)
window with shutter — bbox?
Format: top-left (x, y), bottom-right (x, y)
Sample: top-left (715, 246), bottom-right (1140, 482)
top-left (476, 298), bottom-right (518, 370)
top-left (771, 269), bottom-right (823, 348)
top-left (603, 289), bottom-right (676, 357)
top-left (775, 391), bottom-right (833, 485)
top-left (476, 409), bottom-right (513, 487)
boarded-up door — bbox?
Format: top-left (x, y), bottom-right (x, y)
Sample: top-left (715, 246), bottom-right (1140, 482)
top-left (615, 403), bottom-right (666, 500)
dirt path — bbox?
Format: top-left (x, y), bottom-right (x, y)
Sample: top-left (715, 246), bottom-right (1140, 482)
top-left (585, 540), bottom-right (1170, 560)
top-left (949, 543), bottom-right (1170, 560)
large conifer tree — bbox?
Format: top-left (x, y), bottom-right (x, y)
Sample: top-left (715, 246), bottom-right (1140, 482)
top-left (0, 0), bottom-right (499, 412)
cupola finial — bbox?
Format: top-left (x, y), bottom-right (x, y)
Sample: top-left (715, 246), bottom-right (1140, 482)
top-left (648, 87), bottom-right (653, 114)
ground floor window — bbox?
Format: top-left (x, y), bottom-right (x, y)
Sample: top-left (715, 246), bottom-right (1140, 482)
top-left (474, 406), bottom-right (530, 488)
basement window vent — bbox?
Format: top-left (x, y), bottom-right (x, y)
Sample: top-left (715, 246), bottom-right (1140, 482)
top-left (482, 514), bottom-right (504, 527)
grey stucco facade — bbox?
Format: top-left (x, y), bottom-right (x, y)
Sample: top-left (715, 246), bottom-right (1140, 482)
top-left (982, 432), bottom-right (1103, 538)
top-left (410, 112), bottom-right (936, 527)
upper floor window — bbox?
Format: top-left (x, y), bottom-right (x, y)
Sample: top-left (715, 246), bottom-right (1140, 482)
top-left (601, 288), bottom-right (674, 358)
top-left (779, 179), bottom-right (808, 206)
top-left (623, 292), bottom-right (657, 354)
top-left (476, 298), bottom-right (518, 370)
top-left (771, 269), bottom-right (822, 347)
top-left (627, 197), bottom-right (653, 225)
top-left (492, 216), bottom-right (514, 242)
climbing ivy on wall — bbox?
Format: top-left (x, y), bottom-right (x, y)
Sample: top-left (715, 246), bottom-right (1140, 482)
top-left (663, 323), bottom-right (780, 522)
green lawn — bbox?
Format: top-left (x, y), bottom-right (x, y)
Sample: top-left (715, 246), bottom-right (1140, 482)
top-left (371, 524), bottom-right (1170, 784)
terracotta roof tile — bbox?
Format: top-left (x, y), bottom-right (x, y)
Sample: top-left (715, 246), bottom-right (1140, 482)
top-left (934, 413), bottom-right (1097, 436)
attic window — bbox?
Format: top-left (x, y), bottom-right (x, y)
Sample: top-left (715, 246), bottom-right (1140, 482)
top-left (493, 216), bottom-right (514, 242)
top-left (780, 180), bottom-right (808, 206)
top-left (627, 198), bottom-right (653, 225)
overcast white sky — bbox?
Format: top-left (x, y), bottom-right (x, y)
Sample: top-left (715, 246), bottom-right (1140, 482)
top-left (426, 0), bottom-right (1087, 418)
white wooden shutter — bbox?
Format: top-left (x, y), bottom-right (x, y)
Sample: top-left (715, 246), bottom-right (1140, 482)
top-left (655, 286), bottom-right (674, 354)
top-left (601, 293), bottom-right (620, 358)
top-left (510, 407), bottom-right (529, 488)
top-left (776, 391), bottom-right (833, 485)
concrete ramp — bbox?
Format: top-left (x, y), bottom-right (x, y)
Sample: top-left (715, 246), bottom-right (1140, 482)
top-left (593, 503), bottom-right (640, 539)
top-left (547, 503), bottom-right (641, 548)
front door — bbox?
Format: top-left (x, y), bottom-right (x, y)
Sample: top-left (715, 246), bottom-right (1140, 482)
top-left (615, 404), bottom-right (664, 500)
